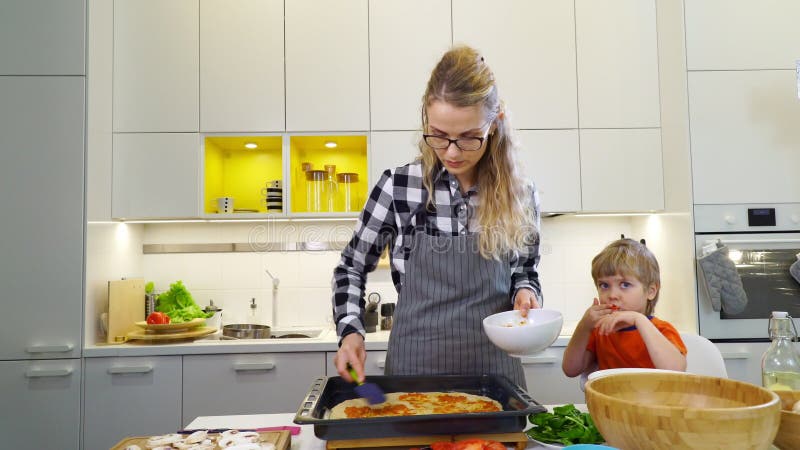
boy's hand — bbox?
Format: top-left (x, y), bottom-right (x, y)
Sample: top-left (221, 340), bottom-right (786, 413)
top-left (595, 310), bottom-right (644, 335)
top-left (581, 298), bottom-right (613, 328)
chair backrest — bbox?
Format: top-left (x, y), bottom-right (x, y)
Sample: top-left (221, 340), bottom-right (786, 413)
top-left (680, 332), bottom-right (728, 378)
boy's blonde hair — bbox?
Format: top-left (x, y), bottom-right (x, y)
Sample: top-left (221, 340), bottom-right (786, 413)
top-left (591, 239), bottom-right (661, 315)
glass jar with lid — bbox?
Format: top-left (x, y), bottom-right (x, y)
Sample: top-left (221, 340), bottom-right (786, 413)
top-left (336, 172), bottom-right (360, 212)
top-left (761, 311), bottom-right (800, 391)
top-left (305, 170), bottom-right (326, 212)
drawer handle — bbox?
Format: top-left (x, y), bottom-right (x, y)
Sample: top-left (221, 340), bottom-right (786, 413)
top-left (721, 352), bottom-right (751, 360)
top-left (25, 368), bottom-right (73, 378)
top-left (234, 362), bottom-right (275, 372)
top-left (375, 359), bottom-right (385, 369)
top-left (519, 356), bottom-right (557, 365)
top-left (25, 344), bottom-right (74, 354)
top-left (108, 366), bottom-right (153, 374)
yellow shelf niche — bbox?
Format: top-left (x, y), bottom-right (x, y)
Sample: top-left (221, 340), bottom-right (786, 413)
top-left (290, 135), bottom-right (368, 214)
top-left (204, 136), bottom-right (283, 214)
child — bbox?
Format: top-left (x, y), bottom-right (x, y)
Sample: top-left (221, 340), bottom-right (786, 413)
top-left (562, 239), bottom-right (687, 378)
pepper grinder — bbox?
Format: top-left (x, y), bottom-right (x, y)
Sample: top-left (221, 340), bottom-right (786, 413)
top-left (380, 303), bottom-right (395, 331)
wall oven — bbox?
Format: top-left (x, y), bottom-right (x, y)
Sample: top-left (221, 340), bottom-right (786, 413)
top-left (695, 204), bottom-right (800, 341)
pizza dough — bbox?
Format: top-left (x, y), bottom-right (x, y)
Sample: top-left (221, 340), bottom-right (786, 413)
top-left (329, 391), bottom-right (502, 419)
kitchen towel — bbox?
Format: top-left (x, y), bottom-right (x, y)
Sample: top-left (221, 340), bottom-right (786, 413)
top-left (697, 243), bottom-right (748, 315)
top-left (790, 253), bottom-right (800, 285)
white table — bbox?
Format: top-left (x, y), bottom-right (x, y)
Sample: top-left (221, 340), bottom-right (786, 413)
top-left (186, 411), bottom-right (569, 450)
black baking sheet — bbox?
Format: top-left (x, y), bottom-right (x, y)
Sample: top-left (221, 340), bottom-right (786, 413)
top-left (293, 374), bottom-right (546, 440)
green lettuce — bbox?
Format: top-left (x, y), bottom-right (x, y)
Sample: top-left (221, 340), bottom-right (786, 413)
top-left (155, 280), bottom-right (212, 323)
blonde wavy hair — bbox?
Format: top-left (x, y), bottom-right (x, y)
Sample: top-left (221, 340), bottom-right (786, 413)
top-left (419, 45), bottom-right (538, 259)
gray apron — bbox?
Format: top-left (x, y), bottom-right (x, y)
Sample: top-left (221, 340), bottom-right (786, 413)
top-left (384, 206), bottom-right (526, 388)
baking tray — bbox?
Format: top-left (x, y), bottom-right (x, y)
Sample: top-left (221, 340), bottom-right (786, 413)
top-left (293, 374), bottom-right (546, 440)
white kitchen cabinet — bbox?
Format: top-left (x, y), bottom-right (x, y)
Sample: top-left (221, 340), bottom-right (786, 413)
top-left (200, 0), bottom-right (285, 132)
top-left (516, 130), bottom-right (581, 214)
top-left (369, 131), bottom-right (420, 188)
top-left (182, 352), bottom-right (325, 424)
top-left (0, 0), bottom-right (85, 75)
top-left (285, 0), bottom-right (369, 132)
top-left (453, 0), bottom-right (577, 130)
top-left (0, 77), bottom-right (84, 360)
top-left (575, 0), bottom-right (660, 129)
top-left (113, 0), bottom-right (199, 132)
top-left (579, 129), bottom-right (664, 212)
top-left (521, 347), bottom-right (585, 405)
top-left (369, 0), bottom-right (451, 131)
top-left (326, 351), bottom-right (387, 376)
top-left (688, 70), bottom-right (800, 205)
top-left (684, 0), bottom-right (800, 71)
top-left (0, 360), bottom-right (81, 449)
top-left (112, 133), bottom-right (201, 219)
top-left (83, 356), bottom-right (183, 450)
top-left (715, 342), bottom-right (770, 386)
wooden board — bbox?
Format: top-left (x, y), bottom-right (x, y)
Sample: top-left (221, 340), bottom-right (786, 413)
top-left (134, 317), bottom-right (206, 331)
top-left (111, 430), bottom-right (290, 450)
top-left (326, 432), bottom-right (528, 449)
top-left (107, 278), bottom-right (145, 343)
top-left (126, 326), bottom-right (217, 341)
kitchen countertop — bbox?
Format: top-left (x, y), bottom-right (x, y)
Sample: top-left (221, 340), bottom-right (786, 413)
top-left (185, 410), bottom-right (575, 450)
top-left (83, 329), bottom-right (572, 357)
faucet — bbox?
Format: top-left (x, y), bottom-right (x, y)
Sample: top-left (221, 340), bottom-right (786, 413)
top-left (265, 269), bottom-right (280, 328)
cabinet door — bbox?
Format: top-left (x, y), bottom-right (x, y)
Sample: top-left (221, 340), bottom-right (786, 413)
top-left (0, 0), bottom-right (85, 75)
top-left (575, 0), bottom-right (660, 128)
top-left (520, 347), bottom-right (584, 405)
top-left (326, 351), bottom-right (387, 376)
top-left (517, 130), bottom-right (581, 214)
top-left (285, 0), bottom-right (369, 132)
top-left (200, 0), bottom-right (284, 132)
top-left (0, 77), bottom-right (83, 360)
top-left (685, 0), bottom-right (800, 70)
top-left (369, 131), bottom-right (420, 188)
top-left (369, 0), bottom-right (451, 131)
top-left (114, 0), bottom-right (199, 132)
top-left (715, 342), bottom-right (770, 386)
top-left (112, 133), bottom-right (201, 219)
top-left (688, 70), bottom-right (800, 205)
top-left (83, 356), bottom-right (183, 450)
top-left (453, 0), bottom-right (577, 129)
top-left (580, 129), bottom-right (664, 212)
top-left (183, 352), bottom-right (325, 424)
top-left (0, 360), bottom-right (81, 449)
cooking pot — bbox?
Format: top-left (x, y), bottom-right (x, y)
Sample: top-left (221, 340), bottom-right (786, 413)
top-left (222, 324), bottom-right (271, 339)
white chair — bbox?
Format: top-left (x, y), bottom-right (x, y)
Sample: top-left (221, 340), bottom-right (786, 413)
top-left (680, 332), bottom-right (728, 378)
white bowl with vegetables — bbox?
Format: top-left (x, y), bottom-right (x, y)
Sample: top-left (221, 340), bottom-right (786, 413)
top-left (526, 404), bottom-right (606, 448)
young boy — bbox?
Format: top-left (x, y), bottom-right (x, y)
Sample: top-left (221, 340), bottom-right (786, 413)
top-left (562, 239), bottom-right (687, 378)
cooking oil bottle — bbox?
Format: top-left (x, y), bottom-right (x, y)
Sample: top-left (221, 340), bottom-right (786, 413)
top-left (761, 311), bottom-right (800, 391)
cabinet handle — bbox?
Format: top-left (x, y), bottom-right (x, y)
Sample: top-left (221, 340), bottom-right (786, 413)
top-left (234, 362), bottom-right (275, 371)
top-left (375, 359), bottom-right (385, 369)
top-left (25, 344), bottom-right (74, 354)
top-left (519, 356), bottom-right (557, 365)
top-left (721, 352), bottom-right (751, 360)
top-left (108, 365), bottom-right (153, 374)
top-left (25, 368), bottom-right (73, 378)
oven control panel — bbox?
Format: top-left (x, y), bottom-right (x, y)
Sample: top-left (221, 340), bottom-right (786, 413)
top-left (694, 203), bottom-right (800, 233)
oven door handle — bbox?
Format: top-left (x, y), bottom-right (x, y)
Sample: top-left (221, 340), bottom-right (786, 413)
top-left (705, 238), bottom-right (800, 245)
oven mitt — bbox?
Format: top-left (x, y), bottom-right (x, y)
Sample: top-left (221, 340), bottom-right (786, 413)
top-left (697, 244), bottom-right (748, 314)
top-left (791, 253), bottom-right (800, 285)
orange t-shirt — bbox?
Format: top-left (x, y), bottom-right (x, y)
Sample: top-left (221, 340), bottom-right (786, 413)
top-left (586, 316), bottom-right (687, 370)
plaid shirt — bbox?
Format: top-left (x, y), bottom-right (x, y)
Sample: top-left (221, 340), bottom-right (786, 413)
top-left (332, 160), bottom-right (542, 342)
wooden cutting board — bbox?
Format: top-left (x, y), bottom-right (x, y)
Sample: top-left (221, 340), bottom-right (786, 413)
top-left (107, 278), bottom-right (145, 343)
top-left (111, 430), bottom-right (290, 450)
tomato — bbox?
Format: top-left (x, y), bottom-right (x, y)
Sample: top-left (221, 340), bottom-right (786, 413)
top-left (146, 312), bottom-right (170, 325)
top-left (452, 439), bottom-right (506, 450)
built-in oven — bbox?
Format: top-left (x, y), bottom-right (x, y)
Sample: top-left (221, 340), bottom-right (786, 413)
top-left (695, 204), bottom-right (800, 341)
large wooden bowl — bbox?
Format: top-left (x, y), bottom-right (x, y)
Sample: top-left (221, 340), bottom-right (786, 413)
top-left (774, 390), bottom-right (800, 450)
top-left (585, 372), bottom-right (781, 450)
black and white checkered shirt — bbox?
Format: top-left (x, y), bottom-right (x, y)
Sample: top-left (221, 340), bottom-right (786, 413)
top-left (332, 160), bottom-right (542, 342)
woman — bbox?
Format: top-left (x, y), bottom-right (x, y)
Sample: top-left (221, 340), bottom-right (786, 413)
top-left (332, 45), bottom-right (542, 388)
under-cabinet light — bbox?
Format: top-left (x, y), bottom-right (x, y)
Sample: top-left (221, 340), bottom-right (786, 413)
top-left (324, 141), bottom-right (337, 148)
top-left (245, 142), bottom-right (258, 149)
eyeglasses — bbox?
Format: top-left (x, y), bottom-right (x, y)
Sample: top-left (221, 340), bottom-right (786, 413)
top-left (423, 134), bottom-right (488, 152)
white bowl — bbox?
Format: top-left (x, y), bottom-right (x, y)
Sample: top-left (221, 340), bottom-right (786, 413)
top-left (587, 367), bottom-right (685, 382)
top-left (482, 309), bottom-right (563, 357)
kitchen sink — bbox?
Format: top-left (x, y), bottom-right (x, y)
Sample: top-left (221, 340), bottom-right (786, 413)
top-left (196, 327), bottom-right (327, 341)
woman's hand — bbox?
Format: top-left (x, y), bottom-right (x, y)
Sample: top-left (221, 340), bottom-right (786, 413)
top-left (334, 333), bottom-right (367, 382)
top-left (595, 310), bottom-right (643, 335)
top-left (513, 288), bottom-right (540, 318)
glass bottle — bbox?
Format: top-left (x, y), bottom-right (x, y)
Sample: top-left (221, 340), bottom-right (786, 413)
top-left (299, 162), bottom-right (313, 211)
top-left (761, 311), bottom-right (800, 391)
top-left (324, 164), bottom-right (338, 212)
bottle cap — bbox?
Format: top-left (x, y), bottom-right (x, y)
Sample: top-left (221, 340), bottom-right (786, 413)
top-left (772, 311), bottom-right (788, 319)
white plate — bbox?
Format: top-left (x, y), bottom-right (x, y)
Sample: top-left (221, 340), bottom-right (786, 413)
top-left (528, 437), bottom-right (565, 449)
